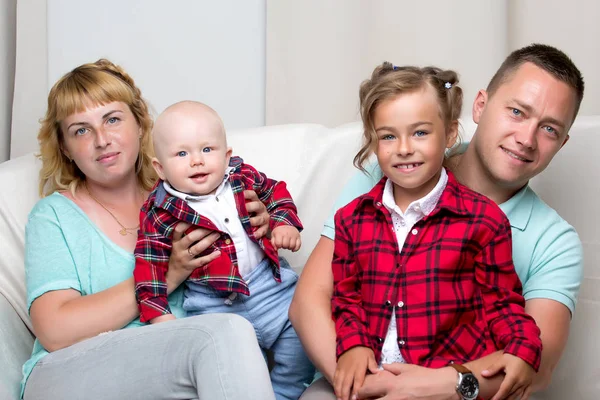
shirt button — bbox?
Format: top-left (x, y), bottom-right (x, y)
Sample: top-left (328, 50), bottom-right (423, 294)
top-left (411, 229), bottom-right (418, 235)
top-left (385, 300), bottom-right (392, 307)
top-left (400, 219), bottom-right (406, 226)
top-left (397, 301), bottom-right (404, 308)
top-left (224, 218), bottom-right (230, 223)
top-left (414, 205), bottom-right (421, 212)
top-left (375, 202), bottom-right (382, 207)
top-left (398, 339), bottom-right (405, 346)
top-left (216, 197), bottom-right (220, 202)
top-left (377, 337), bottom-right (384, 343)
top-left (225, 239), bottom-right (231, 244)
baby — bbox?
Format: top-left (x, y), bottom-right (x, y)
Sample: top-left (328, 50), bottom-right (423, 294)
top-left (134, 101), bottom-right (314, 400)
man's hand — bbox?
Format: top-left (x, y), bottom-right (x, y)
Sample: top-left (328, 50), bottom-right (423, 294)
top-left (334, 346), bottom-right (379, 400)
top-left (357, 363), bottom-right (459, 400)
top-left (482, 353), bottom-right (535, 400)
top-left (271, 225), bottom-right (301, 252)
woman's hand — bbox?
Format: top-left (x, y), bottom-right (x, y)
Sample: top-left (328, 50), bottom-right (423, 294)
top-left (244, 190), bottom-right (270, 239)
top-left (166, 222), bottom-right (221, 293)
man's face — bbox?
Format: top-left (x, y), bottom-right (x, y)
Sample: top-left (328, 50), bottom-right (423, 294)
top-left (472, 62), bottom-right (578, 192)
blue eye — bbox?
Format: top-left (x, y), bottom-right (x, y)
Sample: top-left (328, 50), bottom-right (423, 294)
top-left (543, 126), bottom-right (558, 135)
top-left (177, 151), bottom-right (187, 157)
top-left (414, 131), bottom-right (427, 137)
top-left (511, 108), bottom-right (522, 116)
top-left (202, 147), bottom-right (211, 153)
top-left (107, 117), bottom-right (119, 124)
top-left (380, 134), bottom-right (395, 140)
top-left (75, 128), bottom-right (87, 136)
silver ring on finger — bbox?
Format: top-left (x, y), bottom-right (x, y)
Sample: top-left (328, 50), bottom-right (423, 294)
top-left (188, 247), bottom-right (195, 258)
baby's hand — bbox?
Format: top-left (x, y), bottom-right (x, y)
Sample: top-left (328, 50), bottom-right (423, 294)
top-left (483, 353), bottom-right (535, 400)
top-left (271, 225), bottom-right (301, 252)
top-left (150, 314), bottom-right (176, 324)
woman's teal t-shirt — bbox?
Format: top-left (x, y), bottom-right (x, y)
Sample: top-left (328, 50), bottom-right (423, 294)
top-left (21, 193), bottom-right (186, 397)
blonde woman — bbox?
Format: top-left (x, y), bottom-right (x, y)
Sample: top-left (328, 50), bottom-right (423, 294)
top-left (22, 59), bottom-right (275, 400)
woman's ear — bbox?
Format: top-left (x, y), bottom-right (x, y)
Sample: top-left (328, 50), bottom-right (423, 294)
top-left (61, 146), bottom-right (72, 162)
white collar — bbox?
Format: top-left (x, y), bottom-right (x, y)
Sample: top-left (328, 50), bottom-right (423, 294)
top-left (382, 168), bottom-right (448, 217)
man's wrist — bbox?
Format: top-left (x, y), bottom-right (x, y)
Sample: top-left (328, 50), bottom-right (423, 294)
top-left (440, 366), bottom-right (462, 400)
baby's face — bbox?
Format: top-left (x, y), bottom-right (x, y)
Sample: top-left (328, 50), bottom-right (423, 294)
top-left (153, 112), bottom-right (231, 196)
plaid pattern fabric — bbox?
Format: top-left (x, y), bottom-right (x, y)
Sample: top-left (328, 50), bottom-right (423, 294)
top-left (332, 171), bottom-right (542, 371)
top-left (134, 156), bottom-right (303, 322)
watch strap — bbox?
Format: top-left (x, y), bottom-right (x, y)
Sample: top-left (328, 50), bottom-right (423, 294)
top-left (449, 363), bottom-right (472, 375)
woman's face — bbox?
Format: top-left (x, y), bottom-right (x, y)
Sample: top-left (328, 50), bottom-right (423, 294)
top-left (60, 101), bottom-right (141, 188)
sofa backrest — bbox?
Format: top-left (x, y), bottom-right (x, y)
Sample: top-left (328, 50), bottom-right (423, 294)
top-left (0, 153), bottom-right (41, 331)
top-left (528, 116), bottom-right (600, 399)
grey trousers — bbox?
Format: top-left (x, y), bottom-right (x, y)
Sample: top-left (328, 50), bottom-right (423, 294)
top-left (24, 314), bottom-right (276, 400)
top-left (299, 377), bottom-right (336, 400)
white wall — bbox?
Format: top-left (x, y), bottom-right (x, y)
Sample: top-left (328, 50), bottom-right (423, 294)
top-left (508, 0), bottom-right (600, 115)
top-left (11, 0), bottom-right (266, 158)
top-left (0, 0), bottom-right (17, 162)
top-left (267, 0), bottom-right (600, 127)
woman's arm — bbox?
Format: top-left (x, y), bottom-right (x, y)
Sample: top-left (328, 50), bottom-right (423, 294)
top-left (289, 236), bottom-right (338, 383)
top-left (31, 223), bottom-right (219, 352)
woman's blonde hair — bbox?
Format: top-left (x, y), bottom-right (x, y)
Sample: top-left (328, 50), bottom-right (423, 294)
top-left (37, 59), bottom-right (156, 197)
top-left (354, 62), bottom-right (463, 172)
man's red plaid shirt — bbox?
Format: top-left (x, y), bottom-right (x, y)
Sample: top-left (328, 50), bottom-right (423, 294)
top-left (332, 171), bottom-right (542, 371)
top-left (134, 156), bottom-right (302, 322)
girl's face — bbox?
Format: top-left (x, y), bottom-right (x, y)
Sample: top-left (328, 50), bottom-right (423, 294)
top-left (60, 101), bottom-right (142, 188)
top-left (373, 86), bottom-right (457, 209)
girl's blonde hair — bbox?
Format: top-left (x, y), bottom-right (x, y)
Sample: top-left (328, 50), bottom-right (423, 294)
top-left (354, 62), bottom-right (463, 172)
top-left (37, 59), bottom-right (156, 197)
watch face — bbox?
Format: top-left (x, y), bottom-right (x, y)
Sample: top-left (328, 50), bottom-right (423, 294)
top-left (459, 373), bottom-right (480, 400)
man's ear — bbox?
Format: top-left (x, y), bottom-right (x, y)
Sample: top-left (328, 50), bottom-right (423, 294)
top-left (152, 158), bottom-right (166, 181)
top-left (560, 134), bottom-right (570, 149)
top-left (472, 90), bottom-right (488, 124)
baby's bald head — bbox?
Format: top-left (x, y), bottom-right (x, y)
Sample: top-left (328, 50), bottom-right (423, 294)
top-left (152, 101), bottom-right (226, 160)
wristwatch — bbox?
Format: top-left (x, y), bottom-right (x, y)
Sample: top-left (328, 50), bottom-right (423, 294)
top-left (449, 363), bottom-right (479, 400)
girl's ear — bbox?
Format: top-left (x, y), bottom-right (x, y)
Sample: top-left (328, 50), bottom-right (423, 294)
top-left (446, 120), bottom-right (459, 148)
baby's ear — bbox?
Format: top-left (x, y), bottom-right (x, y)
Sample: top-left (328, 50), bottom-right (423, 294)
top-left (226, 147), bottom-right (233, 163)
top-left (152, 158), bottom-right (166, 181)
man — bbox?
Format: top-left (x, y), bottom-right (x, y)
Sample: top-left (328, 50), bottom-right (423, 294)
top-left (290, 43), bottom-right (584, 400)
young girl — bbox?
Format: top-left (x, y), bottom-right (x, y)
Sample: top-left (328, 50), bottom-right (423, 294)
top-left (331, 63), bottom-right (542, 400)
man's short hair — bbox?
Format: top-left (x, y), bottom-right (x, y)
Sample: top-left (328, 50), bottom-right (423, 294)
top-left (487, 43), bottom-right (585, 119)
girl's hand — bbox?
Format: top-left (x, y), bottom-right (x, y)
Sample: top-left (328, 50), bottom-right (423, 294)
top-left (244, 190), bottom-right (270, 239)
top-left (334, 346), bottom-right (379, 400)
top-left (166, 222), bottom-right (221, 292)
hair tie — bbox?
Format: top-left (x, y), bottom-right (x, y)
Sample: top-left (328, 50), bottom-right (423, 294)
top-left (444, 82), bottom-right (452, 89)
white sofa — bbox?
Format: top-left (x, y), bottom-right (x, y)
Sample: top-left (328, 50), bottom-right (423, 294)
top-left (1, 119), bottom-right (599, 399)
